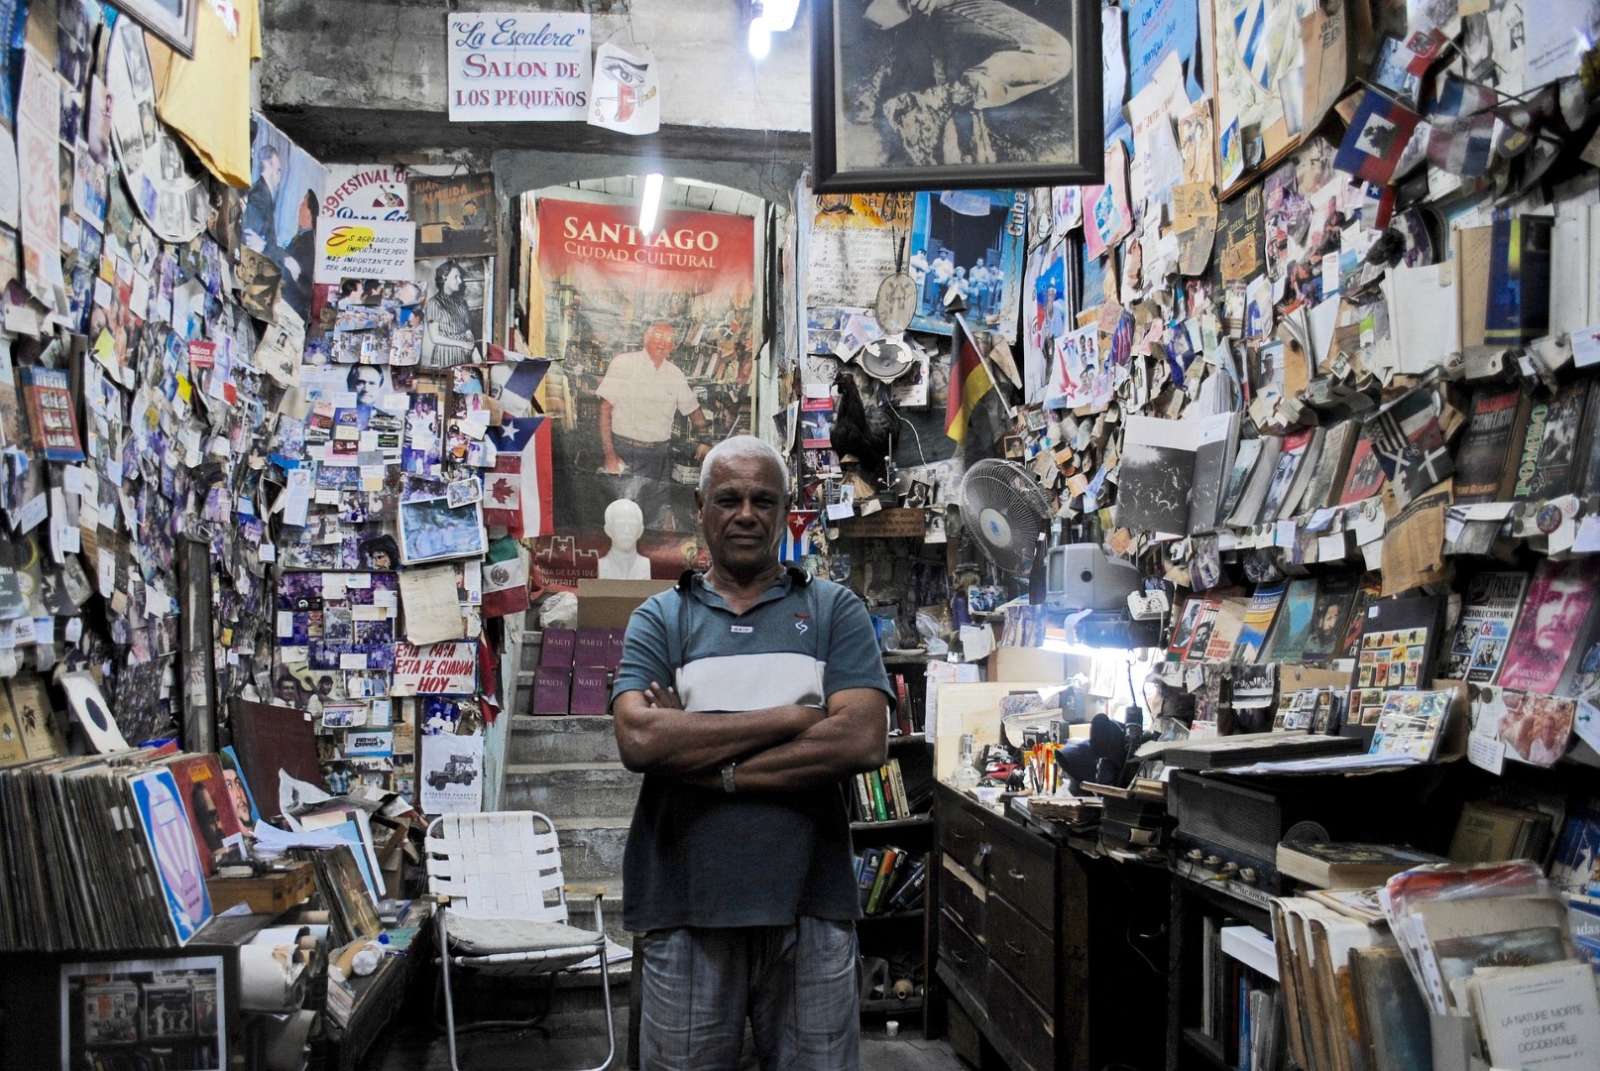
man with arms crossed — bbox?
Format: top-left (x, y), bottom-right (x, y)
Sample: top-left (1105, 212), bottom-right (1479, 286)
top-left (613, 435), bottom-right (891, 1070)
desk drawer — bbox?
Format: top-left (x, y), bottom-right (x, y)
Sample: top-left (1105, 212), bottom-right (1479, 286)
top-left (940, 803), bottom-right (988, 871)
top-left (938, 907), bottom-right (987, 994)
top-left (940, 854), bottom-right (986, 938)
top-left (987, 835), bottom-right (1054, 931)
top-left (987, 958), bottom-right (1055, 1071)
top-left (986, 892), bottom-right (1055, 1012)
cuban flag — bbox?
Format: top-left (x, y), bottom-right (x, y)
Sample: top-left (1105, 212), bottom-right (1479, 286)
top-left (781, 511), bottom-right (818, 563)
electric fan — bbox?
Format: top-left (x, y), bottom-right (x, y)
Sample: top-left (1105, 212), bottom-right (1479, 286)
top-left (957, 459), bottom-right (1052, 575)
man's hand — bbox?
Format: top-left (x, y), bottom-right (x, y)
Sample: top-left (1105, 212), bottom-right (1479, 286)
top-left (644, 681), bottom-right (683, 709)
top-left (601, 454), bottom-right (625, 475)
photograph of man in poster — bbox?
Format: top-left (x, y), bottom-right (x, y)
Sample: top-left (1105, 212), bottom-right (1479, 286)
top-left (598, 322), bottom-right (708, 524)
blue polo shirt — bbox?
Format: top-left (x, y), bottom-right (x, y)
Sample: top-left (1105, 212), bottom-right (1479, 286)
top-left (612, 568), bottom-right (893, 931)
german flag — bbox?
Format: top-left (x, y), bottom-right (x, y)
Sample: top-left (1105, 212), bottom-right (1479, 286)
top-left (946, 314), bottom-right (995, 443)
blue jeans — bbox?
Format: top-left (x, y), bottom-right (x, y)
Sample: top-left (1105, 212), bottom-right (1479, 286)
top-left (638, 918), bottom-right (860, 1070)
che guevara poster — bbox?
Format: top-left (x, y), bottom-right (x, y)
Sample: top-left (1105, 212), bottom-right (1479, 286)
top-left (530, 196), bottom-right (757, 587)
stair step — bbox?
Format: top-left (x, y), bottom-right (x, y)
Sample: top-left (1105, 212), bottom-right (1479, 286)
top-left (503, 762), bottom-right (642, 819)
top-left (509, 715), bottom-right (622, 765)
top-left (554, 817), bottom-right (631, 881)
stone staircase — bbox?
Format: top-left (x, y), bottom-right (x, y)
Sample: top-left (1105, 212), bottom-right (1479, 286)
top-left (503, 714), bottom-right (640, 949)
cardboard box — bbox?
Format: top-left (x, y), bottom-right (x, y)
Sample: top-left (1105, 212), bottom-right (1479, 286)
top-left (577, 579), bottom-right (674, 629)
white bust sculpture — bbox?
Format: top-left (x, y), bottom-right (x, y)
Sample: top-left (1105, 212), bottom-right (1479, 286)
top-left (597, 498), bottom-right (652, 580)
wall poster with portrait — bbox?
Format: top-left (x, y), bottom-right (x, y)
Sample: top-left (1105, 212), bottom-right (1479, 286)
top-left (529, 195), bottom-right (758, 587)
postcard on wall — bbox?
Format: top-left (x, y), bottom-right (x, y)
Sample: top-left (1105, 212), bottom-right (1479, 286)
top-left (313, 218), bottom-right (415, 284)
top-left (907, 190), bottom-right (1025, 341)
top-left (420, 731), bottom-right (484, 814)
top-left (398, 495), bottom-right (487, 565)
top-left (409, 172), bottom-right (496, 258)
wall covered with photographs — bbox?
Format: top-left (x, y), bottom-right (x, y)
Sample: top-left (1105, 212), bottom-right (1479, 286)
top-left (0, 3), bottom-right (548, 834)
top-left (778, 0), bottom-right (1600, 788)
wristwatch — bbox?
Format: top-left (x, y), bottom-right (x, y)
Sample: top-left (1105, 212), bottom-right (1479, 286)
top-left (720, 761), bottom-right (738, 794)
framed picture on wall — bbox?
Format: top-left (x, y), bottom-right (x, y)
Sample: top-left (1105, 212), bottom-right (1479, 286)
top-left (810, 0), bottom-right (1104, 192)
top-left (117, 0), bottom-right (199, 58)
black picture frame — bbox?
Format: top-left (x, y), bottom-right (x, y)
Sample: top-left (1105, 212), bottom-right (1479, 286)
top-left (811, 0), bottom-right (1104, 192)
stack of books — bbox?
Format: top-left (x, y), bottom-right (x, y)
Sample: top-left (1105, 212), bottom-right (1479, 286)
top-left (853, 847), bottom-right (925, 915)
top-left (850, 757), bottom-right (917, 823)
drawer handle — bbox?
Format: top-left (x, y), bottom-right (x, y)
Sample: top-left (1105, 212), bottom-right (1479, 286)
top-left (1006, 867), bottom-right (1026, 882)
top-left (1004, 939), bottom-right (1026, 956)
top-left (949, 949), bottom-right (967, 966)
top-left (950, 828), bottom-right (968, 840)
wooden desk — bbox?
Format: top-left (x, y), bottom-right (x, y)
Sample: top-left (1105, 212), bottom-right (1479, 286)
top-left (928, 784), bottom-right (1169, 1071)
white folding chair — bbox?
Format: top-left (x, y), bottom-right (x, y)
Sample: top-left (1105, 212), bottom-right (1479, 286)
top-left (426, 811), bottom-right (615, 1071)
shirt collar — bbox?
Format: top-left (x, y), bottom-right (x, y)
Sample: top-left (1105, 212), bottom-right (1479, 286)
top-left (677, 566), bottom-right (810, 612)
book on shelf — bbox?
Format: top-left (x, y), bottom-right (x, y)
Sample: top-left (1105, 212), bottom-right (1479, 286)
top-left (1519, 379), bottom-right (1590, 502)
top-left (1439, 571), bottom-right (1528, 683)
top-left (1234, 581), bottom-right (1287, 662)
top-left (865, 847), bottom-right (899, 914)
top-left (1298, 574), bottom-right (1359, 665)
top-left (878, 764), bottom-right (897, 818)
top-left (855, 848), bottom-right (882, 911)
top-left (1258, 428), bottom-right (1318, 523)
top-left (1264, 578), bottom-right (1320, 664)
top-left (1509, 394), bottom-right (1551, 500)
top-left (1467, 960), bottom-right (1600, 1070)
top-left (1337, 429), bottom-right (1385, 505)
top-left (1448, 800), bottom-right (1555, 865)
top-left (1219, 437), bottom-right (1266, 521)
top-left (1497, 559), bottom-right (1595, 694)
top-left (867, 768), bottom-right (889, 821)
top-left (1276, 842), bottom-right (1444, 890)
top-left (1348, 946), bottom-right (1433, 1070)
top-left (1116, 413), bottom-right (1237, 535)
top-left (1297, 420), bottom-right (1361, 515)
top-left (1227, 434), bottom-right (1284, 527)
top-left (1453, 386), bottom-right (1531, 503)
top-left (1550, 800), bottom-right (1600, 897)
top-left (1170, 596), bottom-right (1223, 661)
top-left (886, 759), bottom-right (910, 819)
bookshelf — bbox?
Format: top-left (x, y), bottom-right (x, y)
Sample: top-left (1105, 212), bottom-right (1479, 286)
top-left (853, 731), bottom-right (934, 1026)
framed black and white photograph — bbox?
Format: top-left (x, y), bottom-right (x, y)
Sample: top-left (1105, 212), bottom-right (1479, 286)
top-left (117, 0), bottom-right (199, 59)
top-left (812, 0), bottom-right (1103, 192)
